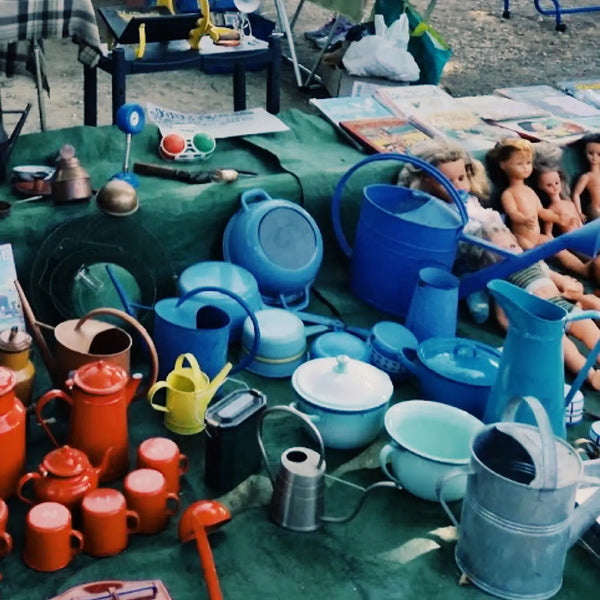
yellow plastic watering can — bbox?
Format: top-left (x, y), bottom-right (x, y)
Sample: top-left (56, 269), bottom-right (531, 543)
top-left (147, 354), bottom-right (232, 435)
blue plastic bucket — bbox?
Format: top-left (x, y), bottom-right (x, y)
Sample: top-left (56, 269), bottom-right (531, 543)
top-left (331, 154), bottom-right (468, 317)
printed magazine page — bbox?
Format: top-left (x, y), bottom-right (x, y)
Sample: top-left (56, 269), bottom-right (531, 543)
top-left (145, 102), bottom-right (289, 138)
top-left (0, 244), bottom-right (25, 331)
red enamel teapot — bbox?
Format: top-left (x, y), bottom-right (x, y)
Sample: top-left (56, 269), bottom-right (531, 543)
top-left (17, 445), bottom-right (112, 511)
top-left (36, 361), bottom-right (141, 482)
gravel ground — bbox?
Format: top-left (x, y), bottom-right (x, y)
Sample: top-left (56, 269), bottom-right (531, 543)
top-left (1, 0), bottom-right (600, 134)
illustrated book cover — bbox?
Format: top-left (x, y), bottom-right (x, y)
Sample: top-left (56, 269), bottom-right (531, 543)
top-left (0, 244), bottom-right (25, 331)
top-left (494, 84), bottom-right (600, 120)
top-left (557, 78), bottom-right (600, 110)
top-left (491, 115), bottom-right (591, 145)
top-left (455, 94), bottom-right (551, 121)
top-left (339, 117), bottom-right (432, 153)
top-left (308, 96), bottom-right (394, 126)
top-left (374, 84), bottom-right (455, 117)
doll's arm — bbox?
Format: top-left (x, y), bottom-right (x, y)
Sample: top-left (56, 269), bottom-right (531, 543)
top-left (501, 190), bottom-right (535, 226)
top-left (549, 269), bottom-right (584, 297)
top-left (572, 173), bottom-right (590, 217)
top-left (538, 206), bottom-right (563, 225)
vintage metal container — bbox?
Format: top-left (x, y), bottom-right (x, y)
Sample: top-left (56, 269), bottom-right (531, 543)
top-left (0, 327), bottom-right (35, 408)
top-left (0, 366), bottom-right (27, 499)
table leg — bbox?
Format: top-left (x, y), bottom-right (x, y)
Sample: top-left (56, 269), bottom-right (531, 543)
top-left (112, 47), bottom-right (127, 125)
top-left (83, 64), bottom-right (98, 126)
top-left (233, 61), bottom-right (247, 111)
top-left (266, 33), bottom-right (281, 115)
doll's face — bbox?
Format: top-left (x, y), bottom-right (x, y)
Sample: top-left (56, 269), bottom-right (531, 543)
top-left (537, 170), bottom-right (562, 197)
top-left (585, 142), bottom-right (600, 166)
top-left (488, 228), bottom-right (523, 253)
top-left (499, 150), bottom-right (533, 181)
top-left (424, 158), bottom-right (470, 201)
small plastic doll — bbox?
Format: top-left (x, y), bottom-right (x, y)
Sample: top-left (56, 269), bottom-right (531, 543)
top-left (472, 222), bottom-right (600, 390)
top-left (572, 132), bottom-right (600, 221)
top-left (397, 138), bottom-right (499, 228)
top-left (485, 138), bottom-right (562, 251)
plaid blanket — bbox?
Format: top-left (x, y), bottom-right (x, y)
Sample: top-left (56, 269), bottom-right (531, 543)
top-left (0, 0), bottom-right (101, 83)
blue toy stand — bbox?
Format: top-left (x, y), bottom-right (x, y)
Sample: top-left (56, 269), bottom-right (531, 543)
top-left (503, 0), bottom-right (600, 31)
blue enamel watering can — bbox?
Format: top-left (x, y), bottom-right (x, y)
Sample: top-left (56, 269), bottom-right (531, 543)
top-left (331, 153), bottom-right (469, 317)
top-left (331, 153), bottom-right (600, 316)
top-left (484, 279), bottom-right (600, 438)
top-left (106, 266), bottom-right (260, 380)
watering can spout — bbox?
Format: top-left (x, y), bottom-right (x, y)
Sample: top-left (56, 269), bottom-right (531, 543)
top-left (568, 458), bottom-right (600, 548)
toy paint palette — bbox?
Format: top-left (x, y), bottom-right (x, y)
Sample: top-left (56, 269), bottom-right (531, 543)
top-left (159, 132), bottom-right (216, 161)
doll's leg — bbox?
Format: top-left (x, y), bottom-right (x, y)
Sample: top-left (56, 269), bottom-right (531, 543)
top-left (567, 319), bottom-right (600, 363)
top-left (563, 335), bottom-right (600, 390)
top-left (550, 250), bottom-right (591, 278)
top-left (575, 293), bottom-right (600, 312)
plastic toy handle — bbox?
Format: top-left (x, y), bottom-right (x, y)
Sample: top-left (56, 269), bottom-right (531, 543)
top-left (175, 353), bottom-right (205, 387)
top-left (0, 532), bottom-right (12, 558)
top-left (397, 347), bottom-right (419, 376)
top-left (331, 153), bottom-right (467, 258)
top-left (176, 286), bottom-right (261, 375)
top-left (179, 453), bottom-right (190, 476)
top-left (147, 382), bottom-right (171, 413)
top-left (35, 390), bottom-right (73, 448)
top-left (240, 188), bottom-right (272, 212)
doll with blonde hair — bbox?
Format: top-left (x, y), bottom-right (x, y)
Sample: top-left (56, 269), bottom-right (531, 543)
top-left (485, 138), bottom-right (563, 251)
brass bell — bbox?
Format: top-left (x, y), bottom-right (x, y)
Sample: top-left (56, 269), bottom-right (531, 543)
top-left (51, 144), bottom-right (92, 203)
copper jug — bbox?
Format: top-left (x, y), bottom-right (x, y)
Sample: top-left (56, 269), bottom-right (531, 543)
top-left (0, 367), bottom-right (27, 499)
top-left (51, 144), bottom-right (92, 203)
top-left (35, 361), bottom-right (142, 483)
top-left (0, 327), bottom-right (35, 408)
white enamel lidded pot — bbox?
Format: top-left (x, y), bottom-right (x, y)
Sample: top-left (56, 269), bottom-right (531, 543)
top-left (290, 355), bottom-right (393, 450)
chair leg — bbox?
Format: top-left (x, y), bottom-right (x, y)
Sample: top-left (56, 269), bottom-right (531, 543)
top-left (32, 40), bottom-right (47, 131)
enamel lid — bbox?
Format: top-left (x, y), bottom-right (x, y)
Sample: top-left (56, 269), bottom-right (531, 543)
top-left (292, 355), bottom-right (393, 412)
top-left (72, 360), bottom-right (128, 394)
top-left (42, 445), bottom-right (89, 477)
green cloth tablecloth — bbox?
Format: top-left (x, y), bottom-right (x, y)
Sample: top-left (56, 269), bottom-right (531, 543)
top-left (0, 110), bottom-right (599, 600)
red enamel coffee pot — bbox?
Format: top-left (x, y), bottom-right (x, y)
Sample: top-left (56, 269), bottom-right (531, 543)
top-left (0, 367), bottom-right (27, 499)
top-left (17, 445), bottom-right (112, 511)
top-left (36, 361), bottom-right (141, 482)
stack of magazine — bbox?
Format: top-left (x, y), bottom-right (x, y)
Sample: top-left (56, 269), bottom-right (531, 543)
top-left (309, 82), bottom-right (600, 155)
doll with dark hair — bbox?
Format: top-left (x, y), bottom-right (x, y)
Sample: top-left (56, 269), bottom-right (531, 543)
top-left (572, 132), bottom-right (600, 221)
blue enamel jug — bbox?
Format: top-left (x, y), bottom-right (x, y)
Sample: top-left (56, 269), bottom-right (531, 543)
top-left (484, 279), bottom-right (600, 438)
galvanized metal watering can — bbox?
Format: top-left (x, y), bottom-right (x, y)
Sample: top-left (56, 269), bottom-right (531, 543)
top-left (257, 405), bottom-right (397, 532)
top-left (438, 396), bottom-right (600, 600)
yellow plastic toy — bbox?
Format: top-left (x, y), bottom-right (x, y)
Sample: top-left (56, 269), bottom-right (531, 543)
top-left (188, 0), bottom-right (241, 49)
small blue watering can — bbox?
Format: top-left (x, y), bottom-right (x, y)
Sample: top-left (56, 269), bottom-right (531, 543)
top-left (106, 266), bottom-right (260, 380)
top-left (331, 153), bottom-right (470, 317)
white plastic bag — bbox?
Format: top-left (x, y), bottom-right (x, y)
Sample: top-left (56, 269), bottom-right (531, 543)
top-left (342, 13), bottom-right (420, 82)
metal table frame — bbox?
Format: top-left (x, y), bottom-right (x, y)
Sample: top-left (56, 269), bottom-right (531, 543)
top-left (502, 0), bottom-right (600, 30)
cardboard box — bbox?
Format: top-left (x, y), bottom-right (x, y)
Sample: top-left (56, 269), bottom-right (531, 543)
top-left (320, 64), bottom-right (407, 97)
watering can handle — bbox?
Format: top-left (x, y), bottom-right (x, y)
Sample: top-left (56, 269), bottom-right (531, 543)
top-left (175, 353), bottom-right (204, 384)
top-left (331, 153), bottom-right (468, 258)
top-left (74, 307), bottom-right (159, 401)
top-left (240, 189), bottom-right (272, 212)
top-left (437, 470), bottom-right (470, 529)
top-left (501, 396), bottom-right (558, 490)
top-left (175, 286), bottom-right (261, 376)
top-left (256, 405), bottom-right (326, 485)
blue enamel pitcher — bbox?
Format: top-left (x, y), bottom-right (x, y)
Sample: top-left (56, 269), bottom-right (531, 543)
top-left (484, 279), bottom-right (600, 438)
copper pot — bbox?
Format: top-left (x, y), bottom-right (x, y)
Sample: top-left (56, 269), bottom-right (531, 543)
top-left (51, 144), bottom-right (92, 203)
